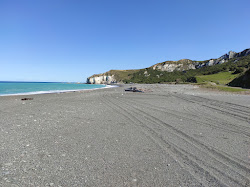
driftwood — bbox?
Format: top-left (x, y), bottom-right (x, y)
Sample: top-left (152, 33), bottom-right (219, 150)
top-left (21, 98), bottom-right (33, 100)
top-left (125, 87), bottom-right (143, 92)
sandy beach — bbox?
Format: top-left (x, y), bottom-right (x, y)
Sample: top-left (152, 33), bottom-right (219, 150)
top-left (0, 84), bottom-right (250, 186)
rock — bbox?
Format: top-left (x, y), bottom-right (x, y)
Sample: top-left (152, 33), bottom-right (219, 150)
top-left (144, 70), bottom-right (150, 77)
top-left (206, 60), bottom-right (215, 66)
top-left (153, 63), bottom-right (183, 72)
top-left (237, 48), bottom-right (250, 57)
top-left (217, 59), bottom-right (226, 64)
top-left (229, 51), bottom-right (237, 59)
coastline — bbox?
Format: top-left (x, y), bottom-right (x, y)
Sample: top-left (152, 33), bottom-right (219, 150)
top-left (0, 84), bottom-right (249, 186)
top-left (0, 84), bottom-right (118, 97)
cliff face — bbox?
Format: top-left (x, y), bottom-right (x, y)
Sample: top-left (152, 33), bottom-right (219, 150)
top-left (151, 59), bottom-right (196, 72)
top-left (86, 75), bottom-right (116, 84)
top-left (151, 49), bottom-right (250, 72)
top-left (86, 69), bottom-right (139, 84)
top-left (86, 48), bottom-right (250, 84)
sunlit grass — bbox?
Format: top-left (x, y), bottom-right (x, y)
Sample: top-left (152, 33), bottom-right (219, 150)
top-left (196, 72), bottom-right (239, 85)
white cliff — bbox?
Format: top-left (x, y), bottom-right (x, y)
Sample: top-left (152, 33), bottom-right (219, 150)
top-left (87, 75), bottom-right (116, 84)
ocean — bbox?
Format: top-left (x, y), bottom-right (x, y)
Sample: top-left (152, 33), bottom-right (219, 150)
top-left (0, 82), bottom-right (107, 96)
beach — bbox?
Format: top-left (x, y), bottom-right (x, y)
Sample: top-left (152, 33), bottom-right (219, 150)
top-left (0, 84), bottom-right (250, 186)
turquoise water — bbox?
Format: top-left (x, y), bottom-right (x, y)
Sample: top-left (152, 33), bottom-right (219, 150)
top-left (0, 82), bottom-right (106, 96)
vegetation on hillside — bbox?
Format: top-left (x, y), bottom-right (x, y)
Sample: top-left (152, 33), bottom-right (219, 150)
top-left (107, 70), bottom-right (140, 82)
top-left (196, 72), bottom-right (238, 85)
top-left (228, 68), bottom-right (250, 88)
top-left (124, 55), bottom-right (250, 87)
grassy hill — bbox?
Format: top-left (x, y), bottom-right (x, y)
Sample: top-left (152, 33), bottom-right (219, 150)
top-left (87, 48), bottom-right (250, 90)
top-left (124, 55), bottom-right (250, 90)
top-left (196, 72), bottom-right (239, 85)
top-left (108, 70), bottom-right (140, 82)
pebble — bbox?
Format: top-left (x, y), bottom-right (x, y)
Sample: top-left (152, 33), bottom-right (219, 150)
top-left (2, 171), bottom-right (10, 175)
top-left (4, 163), bottom-right (13, 166)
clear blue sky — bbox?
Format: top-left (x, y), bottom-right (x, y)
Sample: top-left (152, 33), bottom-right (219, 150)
top-left (0, 0), bottom-right (249, 82)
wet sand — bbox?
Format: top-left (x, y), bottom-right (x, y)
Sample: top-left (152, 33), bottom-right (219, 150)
top-left (0, 84), bottom-right (250, 186)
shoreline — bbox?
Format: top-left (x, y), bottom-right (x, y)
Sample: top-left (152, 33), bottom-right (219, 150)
top-left (0, 82), bottom-right (249, 98)
top-left (0, 84), bottom-right (118, 97)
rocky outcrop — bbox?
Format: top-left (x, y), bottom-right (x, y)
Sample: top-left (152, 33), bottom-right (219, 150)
top-left (151, 49), bottom-right (250, 72)
top-left (86, 75), bottom-right (116, 84)
top-left (152, 59), bottom-right (196, 72)
top-left (204, 49), bottom-right (250, 66)
top-left (238, 48), bottom-right (250, 57)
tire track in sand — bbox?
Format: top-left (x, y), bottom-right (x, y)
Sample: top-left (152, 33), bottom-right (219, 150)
top-left (173, 94), bottom-right (250, 123)
top-left (121, 95), bottom-right (250, 169)
top-left (118, 95), bottom-right (250, 174)
top-left (105, 93), bottom-right (250, 187)
top-left (123, 94), bottom-right (250, 138)
top-left (101, 93), bottom-right (230, 187)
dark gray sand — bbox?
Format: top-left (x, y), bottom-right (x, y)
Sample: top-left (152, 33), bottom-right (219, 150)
top-left (0, 84), bottom-right (250, 186)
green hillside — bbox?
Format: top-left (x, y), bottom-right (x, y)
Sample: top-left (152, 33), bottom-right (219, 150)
top-left (87, 48), bottom-right (250, 90)
top-left (124, 55), bottom-right (250, 88)
top-left (107, 70), bottom-right (140, 82)
top-left (196, 72), bottom-right (239, 85)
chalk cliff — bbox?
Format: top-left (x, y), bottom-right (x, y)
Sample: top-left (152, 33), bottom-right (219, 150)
top-left (86, 69), bottom-right (139, 84)
top-left (86, 75), bottom-right (116, 84)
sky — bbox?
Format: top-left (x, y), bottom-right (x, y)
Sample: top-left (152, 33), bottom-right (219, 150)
top-left (0, 0), bottom-right (250, 82)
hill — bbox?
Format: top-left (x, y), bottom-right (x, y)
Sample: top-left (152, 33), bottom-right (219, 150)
top-left (86, 48), bottom-right (250, 88)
